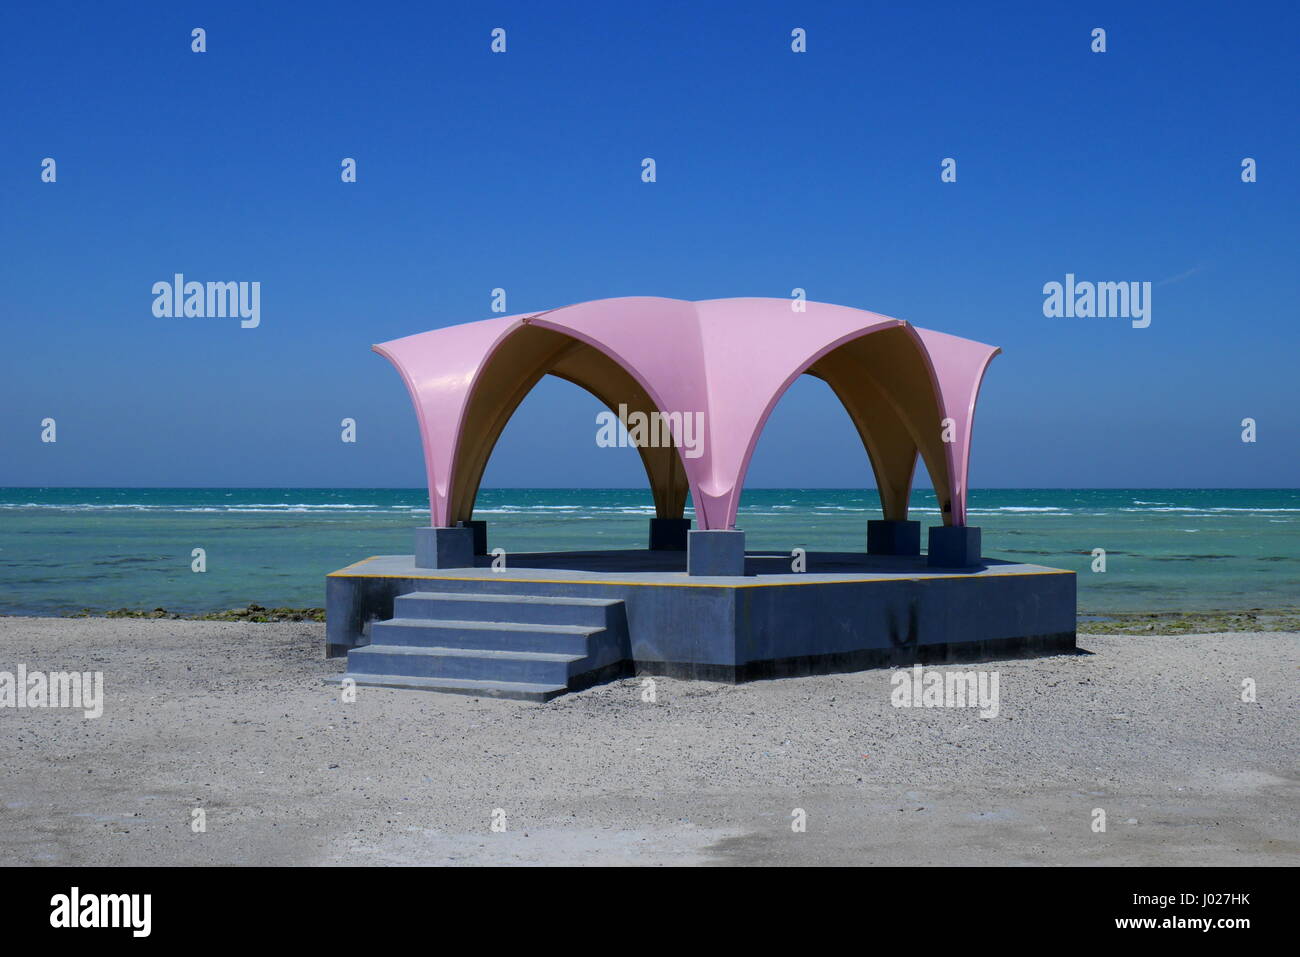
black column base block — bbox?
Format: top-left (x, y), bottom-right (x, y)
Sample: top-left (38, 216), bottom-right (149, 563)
top-left (457, 519), bottom-right (488, 556)
top-left (649, 517), bottom-right (691, 551)
top-left (867, 519), bottom-right (921, 556)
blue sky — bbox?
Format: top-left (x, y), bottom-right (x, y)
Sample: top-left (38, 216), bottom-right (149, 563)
top-left (2, 1), bottom-right (1296, 490)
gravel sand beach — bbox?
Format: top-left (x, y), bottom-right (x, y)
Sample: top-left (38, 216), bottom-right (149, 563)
top-left (1, 617), bottom-right (1295, 866)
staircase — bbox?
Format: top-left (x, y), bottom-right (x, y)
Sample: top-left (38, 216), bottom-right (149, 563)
top-left (336, 591), bottom-right (631, 701)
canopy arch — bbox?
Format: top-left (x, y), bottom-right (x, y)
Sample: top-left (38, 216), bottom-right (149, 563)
top-left (446, 324), bottom-right (689, 525)
top-left (374, 297), bottom-right (999, 530)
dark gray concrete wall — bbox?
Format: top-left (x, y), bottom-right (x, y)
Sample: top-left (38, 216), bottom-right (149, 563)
top-left (734, 572), bottom-right (1076, 677)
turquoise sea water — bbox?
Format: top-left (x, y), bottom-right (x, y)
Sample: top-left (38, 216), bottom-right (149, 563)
top-left (0, 488), bottom-right (1297, 616)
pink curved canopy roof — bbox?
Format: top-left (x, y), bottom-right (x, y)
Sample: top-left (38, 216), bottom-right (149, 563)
top-left (375, 297), bottom-right (999, 531)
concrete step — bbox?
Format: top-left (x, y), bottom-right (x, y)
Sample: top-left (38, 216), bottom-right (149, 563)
top-left (393, 591), bottom-right (619, 627)
top-left (347, 644), bottom-right (583, 684)
top-left (370, 617), bottom-right (597, 655)
top-left (326, 673), bottom-right (566, 702)
top-left (341, 592), bottom-right (630, 700)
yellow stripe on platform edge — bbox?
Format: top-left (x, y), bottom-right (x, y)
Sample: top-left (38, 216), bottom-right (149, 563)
top-left (326, 557), bottom-right (1071, 589)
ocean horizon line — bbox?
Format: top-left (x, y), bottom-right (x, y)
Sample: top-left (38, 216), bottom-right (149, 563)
top-left (3, 485), bottom-right (1298, 492)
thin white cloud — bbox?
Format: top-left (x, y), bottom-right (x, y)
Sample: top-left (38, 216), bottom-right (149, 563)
top-left (1156, 265), bottom-right (1205, 287)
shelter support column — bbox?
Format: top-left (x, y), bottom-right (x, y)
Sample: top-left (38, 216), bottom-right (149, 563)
top-left (927, 525), bottom-right (982, 568)
top-left (414, 526), bottom-right (476, 569)
top-left (687, 529), bottom-right (745, 576)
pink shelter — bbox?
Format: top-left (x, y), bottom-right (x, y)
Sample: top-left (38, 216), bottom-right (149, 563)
top-left (374, 297), bottom-right (999, 536)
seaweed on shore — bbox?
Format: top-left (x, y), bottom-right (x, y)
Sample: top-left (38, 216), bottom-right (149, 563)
top-left (67, 604), bottom-right (325, 623)
top-left (56, 605), bottom-right (1300, 634)
top-left (1077, 608), bottom-right (1300, 635)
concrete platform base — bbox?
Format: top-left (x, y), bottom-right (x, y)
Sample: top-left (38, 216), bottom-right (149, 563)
top-left (326, 549), bottom-right (1076, 697)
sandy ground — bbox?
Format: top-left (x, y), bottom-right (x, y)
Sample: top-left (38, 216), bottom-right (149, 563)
top-left (0, 616), bottom-right (1295, 866)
